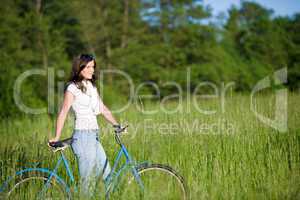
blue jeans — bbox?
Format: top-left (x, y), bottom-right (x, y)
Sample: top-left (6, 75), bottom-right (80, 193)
top-left (71, 129), bottom-right (111, 196)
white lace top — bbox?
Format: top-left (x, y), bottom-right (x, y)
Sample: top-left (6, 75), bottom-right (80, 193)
top-left (66, 80), bottom-right (104, 130)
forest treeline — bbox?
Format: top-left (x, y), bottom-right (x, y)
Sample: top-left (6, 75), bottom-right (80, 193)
top-left (0, 0), bottom-right (299, 117)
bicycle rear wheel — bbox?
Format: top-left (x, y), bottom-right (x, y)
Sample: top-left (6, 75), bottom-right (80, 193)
top-left (116, 163), bottom-right (188, 200)
top-left (2, 171), bottom-right (70, 200)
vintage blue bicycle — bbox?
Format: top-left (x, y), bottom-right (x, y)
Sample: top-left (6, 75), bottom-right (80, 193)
top-left (0, 126), bottom-right (188, 199)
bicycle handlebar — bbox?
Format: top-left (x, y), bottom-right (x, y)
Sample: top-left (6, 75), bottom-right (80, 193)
top-left (48, 125), bottom-right (128, 151)
top-left (115, 125), bottom-right (128, 146)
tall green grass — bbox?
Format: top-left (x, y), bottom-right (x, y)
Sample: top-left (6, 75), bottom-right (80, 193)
top-left (0, 93), bottom-right (299, 199)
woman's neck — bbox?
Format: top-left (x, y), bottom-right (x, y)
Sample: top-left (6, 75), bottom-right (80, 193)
top-left (81, 79), bottom-right (90, 86)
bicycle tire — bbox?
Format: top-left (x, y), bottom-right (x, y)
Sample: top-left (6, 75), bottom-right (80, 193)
top-left (112, 163), bottom-right (189, 200)
top-left (1, 171), bottom-right (71, 200)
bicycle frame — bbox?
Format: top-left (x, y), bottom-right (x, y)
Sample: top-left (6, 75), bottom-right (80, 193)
top-left (58, 137), bottom-right (145, 198)
top-left (1, 132), bottom-right (147, 199)
top-left (0, 135), bottom-right (145, 198)
top-left (104, 140), bottom-right (145, 197)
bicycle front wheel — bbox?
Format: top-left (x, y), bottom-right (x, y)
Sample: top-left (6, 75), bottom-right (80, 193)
top-left (119, 163), bottom-right (188, 200)
top-left (2, 171), bottom-right (70, 200)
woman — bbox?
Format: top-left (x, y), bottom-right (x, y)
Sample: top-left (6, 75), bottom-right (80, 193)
top-left (49, 54), bottom-right (120, 196)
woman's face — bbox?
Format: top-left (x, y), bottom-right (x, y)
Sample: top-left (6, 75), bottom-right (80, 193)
top-left (80, 60), bottom-right (95, 80)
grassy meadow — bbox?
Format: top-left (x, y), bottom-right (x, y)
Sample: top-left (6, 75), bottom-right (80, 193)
top-left (0, 93), bottom-right (299, 199)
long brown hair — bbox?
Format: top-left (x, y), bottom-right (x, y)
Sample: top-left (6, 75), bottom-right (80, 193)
top-left (68, 54), bottom-right (98, 93)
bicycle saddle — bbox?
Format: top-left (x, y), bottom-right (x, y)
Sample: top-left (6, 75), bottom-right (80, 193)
top-left (48, 137), bottom-right (73, 152)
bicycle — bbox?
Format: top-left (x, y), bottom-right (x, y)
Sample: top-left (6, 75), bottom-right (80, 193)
top-left (0, 126), bottom-right (188, 199)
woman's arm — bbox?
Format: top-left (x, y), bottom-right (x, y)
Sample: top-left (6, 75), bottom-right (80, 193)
top-left (101, 104), bottom-right (118, 126)
top-left (97, 93), bottom-right (118, 126)
top-left (49, 91), bottom-right (74, 142)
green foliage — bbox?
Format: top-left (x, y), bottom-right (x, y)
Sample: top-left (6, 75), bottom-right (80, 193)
top-left (0, 0), bottom-right (299, 116)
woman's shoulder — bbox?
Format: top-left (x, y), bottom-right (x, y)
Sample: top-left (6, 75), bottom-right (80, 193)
top-left (65, 81), bottom-right (80, 96)
top-left (65, 81), bottom-right (79, 89)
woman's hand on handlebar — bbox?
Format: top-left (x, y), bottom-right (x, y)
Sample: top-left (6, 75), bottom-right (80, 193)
top-left (113, 124), bottom-right (128, 134)
top-left (49, 136), bottom-right (60, 144)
